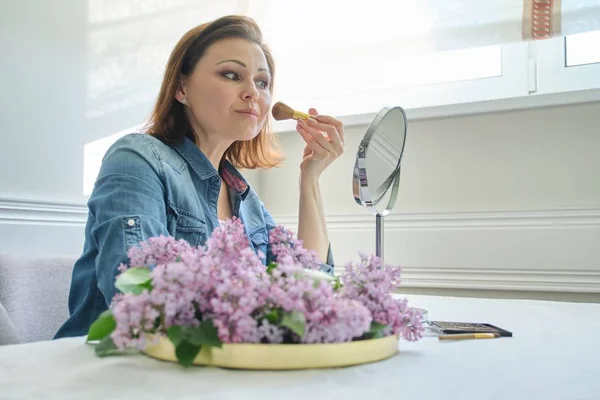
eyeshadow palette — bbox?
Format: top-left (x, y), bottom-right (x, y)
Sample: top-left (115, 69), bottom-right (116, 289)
top-left (428, 321), bottom-right (513, 337)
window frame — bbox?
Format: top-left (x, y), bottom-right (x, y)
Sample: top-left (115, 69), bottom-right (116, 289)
top-left (534, 33), bottom-right (600, 95)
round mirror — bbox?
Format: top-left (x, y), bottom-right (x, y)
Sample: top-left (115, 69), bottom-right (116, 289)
top-left (352, 106), bottom-right (407, 261)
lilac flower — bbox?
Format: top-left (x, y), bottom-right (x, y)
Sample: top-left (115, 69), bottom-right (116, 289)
top-left (257, 319), bottom-right (285, 344)
top-left (302, 291), bottom-right (372, 344)
top-left (341, 253), bottom-right (424, 341)
top-left (264, 254), bottom-right (314, 315)
top-left (149, 260), bottom-right (201, 328)
top-left (110, 292), bottom-right (160, 350)
top-left (107, 217), bottom-right (423, 351)
top-left (263, 256), bottom-right (370, 343)
top-left (394, 298), bottom-right (425, 341)
top-left (127, 235), bottom-right (192, 268)
top-left (189, 218), bottom-right (271, 343)
top-left (269, 226), bottom-right (322, 271)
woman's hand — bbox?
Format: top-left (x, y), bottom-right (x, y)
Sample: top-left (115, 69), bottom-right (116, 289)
top-left (296, 108), bottom-right (345, 179)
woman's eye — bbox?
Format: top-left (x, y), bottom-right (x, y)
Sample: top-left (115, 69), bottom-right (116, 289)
top-left (256, 80), bottom-right (269, 89)
top-left (222, 72), bottom-right (239, 80)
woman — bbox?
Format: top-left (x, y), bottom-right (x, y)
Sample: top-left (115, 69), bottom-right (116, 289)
top-left (54, 15), bottom-right (344, 339)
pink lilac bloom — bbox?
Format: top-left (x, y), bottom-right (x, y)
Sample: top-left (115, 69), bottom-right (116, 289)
top-left (302, 286), bottom-right (372, 344)
top-left (188, 218), bottom-right (271, 343)
top-left (265, 254), bottom-right (314, 314)
top-left (126, 235), bottom-right (192, 268)
top-left (394, 297), bottom-right (425, 341)
top-left (149, 259), bottom-right (202, 329)
top-left (108, 218), bottom-right (421, 349)
top-left (257, 319), bottom-right (285, 344)
top-left (341, 253), bottom-right (424, 341)
top-left (111, 218), bottom-right (271, 347)
top-left (264, 255), bottom-right (371, 343)
top-left (110, 291), bottom-right (160, 350)
top-left (269, 226), bottom-right (322, 271)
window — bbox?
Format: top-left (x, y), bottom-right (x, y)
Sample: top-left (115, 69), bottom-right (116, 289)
top-left (252, 1), bottom-right (534, 128)
top-left (536, 30), bottom-right (600, 95)
top-left (249, 1), bottom-right (600, 131)
top-left (565, 30), bottom-right (600, 67)
top-left (83, 124), bottom-right (144, 196)
top-left (269, 41), bottom-right (529, 134)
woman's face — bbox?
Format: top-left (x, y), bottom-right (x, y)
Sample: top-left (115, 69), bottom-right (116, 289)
top-left (178, 37), bottom-right (272, 143)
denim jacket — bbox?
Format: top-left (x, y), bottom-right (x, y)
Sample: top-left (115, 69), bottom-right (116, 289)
top-left (54, 133), bottom-right (334, 339)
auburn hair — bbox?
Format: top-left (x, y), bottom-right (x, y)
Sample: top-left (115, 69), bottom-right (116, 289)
top-left (145, 15), bottom-right (283, 169)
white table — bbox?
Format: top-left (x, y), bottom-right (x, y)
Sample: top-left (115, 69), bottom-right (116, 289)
top-left (1, 295), bottom-right (599, 400)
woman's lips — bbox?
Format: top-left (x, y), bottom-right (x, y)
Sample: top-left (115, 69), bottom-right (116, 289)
top-left (236, 109), bottom-right (259, 119)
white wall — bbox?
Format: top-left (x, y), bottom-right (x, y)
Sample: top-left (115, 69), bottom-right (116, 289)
top-left (261, 102), bottom-right (600, 294)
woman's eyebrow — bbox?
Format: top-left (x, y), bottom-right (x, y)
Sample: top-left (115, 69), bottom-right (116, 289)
top-left (216, 59), bottom-right (268, 73)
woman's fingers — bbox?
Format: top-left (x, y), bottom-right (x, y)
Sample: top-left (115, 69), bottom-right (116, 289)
top-left (297, 122), bottom-right (327, 155)
top-left (297, 107), bottom-right (345, 159)
top-left (304, 118), bottom-right (344, 155)
top-left (315, 114), bottom-right (344, 144)
top-left (298, 119), bottom-right (334, 154)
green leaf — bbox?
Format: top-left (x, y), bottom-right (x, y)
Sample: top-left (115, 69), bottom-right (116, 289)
top-left (167, 320), bottom-right (222, 365)
top-left (264, 309), bottom-right (281, 324)
top-left (175, 341), bottom-right (201, 367)
top-left (167, 325), bottom-right (184, 347)
top-left (115, 267), bottom-right (153, 294)
top-left (187, 320), bottom-right (222, 348)
top-left (364, 321), bottom-right (387, 339)
top-left (369, 322), bottom-right (387, 333)
top-left (281, 311), bottom-right (306, 338)
top-left (95, 336), bottom-right (119, 357)
top-left (86, 310), bottom-right (116, 342)
top-left (333, 277), bottom-right (343, 291)
top-left (266, 262), bottom-right (278, 274)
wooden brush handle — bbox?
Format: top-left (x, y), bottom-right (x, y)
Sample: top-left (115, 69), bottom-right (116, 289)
top-left (292, 110), bottom-right (313, 120)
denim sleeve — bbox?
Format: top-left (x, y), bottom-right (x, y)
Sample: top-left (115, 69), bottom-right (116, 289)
top-left (88, 141), bottom-right (169, 305)
top-left (261, 203), bottom-right (335, 275)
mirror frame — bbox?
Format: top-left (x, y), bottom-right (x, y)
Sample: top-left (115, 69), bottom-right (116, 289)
top-left (352, 106), bottom-right (407, 217)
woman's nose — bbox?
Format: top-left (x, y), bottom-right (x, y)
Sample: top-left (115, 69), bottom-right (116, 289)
top-left (242, 83), bottom-right (259, 102)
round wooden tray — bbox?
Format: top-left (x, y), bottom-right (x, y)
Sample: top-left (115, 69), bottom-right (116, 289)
top-left (144, 334), bottom-right (400, 370)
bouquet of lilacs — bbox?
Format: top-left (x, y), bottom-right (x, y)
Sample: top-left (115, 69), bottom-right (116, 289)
top-left (87, 217), bottom-right (424, 366)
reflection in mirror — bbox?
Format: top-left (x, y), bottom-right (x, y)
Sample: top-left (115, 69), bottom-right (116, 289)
top-left (364, 107), bottom-right (407, 200)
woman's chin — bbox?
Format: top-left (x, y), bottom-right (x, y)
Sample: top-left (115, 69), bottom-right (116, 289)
top-left (236, 129), bottom-right (261, 142)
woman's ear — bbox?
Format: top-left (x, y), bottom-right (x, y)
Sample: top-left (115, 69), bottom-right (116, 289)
top-left (175, 75), bottom-right (188, 105)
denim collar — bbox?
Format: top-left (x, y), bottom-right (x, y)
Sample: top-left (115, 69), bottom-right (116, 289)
top-left (172, 136), bottom-right (250, 200)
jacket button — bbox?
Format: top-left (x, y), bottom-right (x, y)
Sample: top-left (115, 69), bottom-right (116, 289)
top-left (127, 219), bottom-right (136, 227)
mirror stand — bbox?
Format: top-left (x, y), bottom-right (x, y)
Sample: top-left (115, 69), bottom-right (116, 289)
top-left (376, 214), bottom-right (384, 260)
top-left (374, 167), bottom-right (400, 263)
top-left (352, 106), bottom-right (406, 266)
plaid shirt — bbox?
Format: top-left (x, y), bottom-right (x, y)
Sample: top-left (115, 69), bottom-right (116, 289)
top-left (219, 160), bottom-right (249, 195)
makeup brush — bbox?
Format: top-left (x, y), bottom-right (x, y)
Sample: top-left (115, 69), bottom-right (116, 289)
top-left (271, 101), bottom-right (314, 121)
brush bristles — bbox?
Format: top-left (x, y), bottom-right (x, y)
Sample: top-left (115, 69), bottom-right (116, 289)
top-left (271, 101), bottom-right (295, 121)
